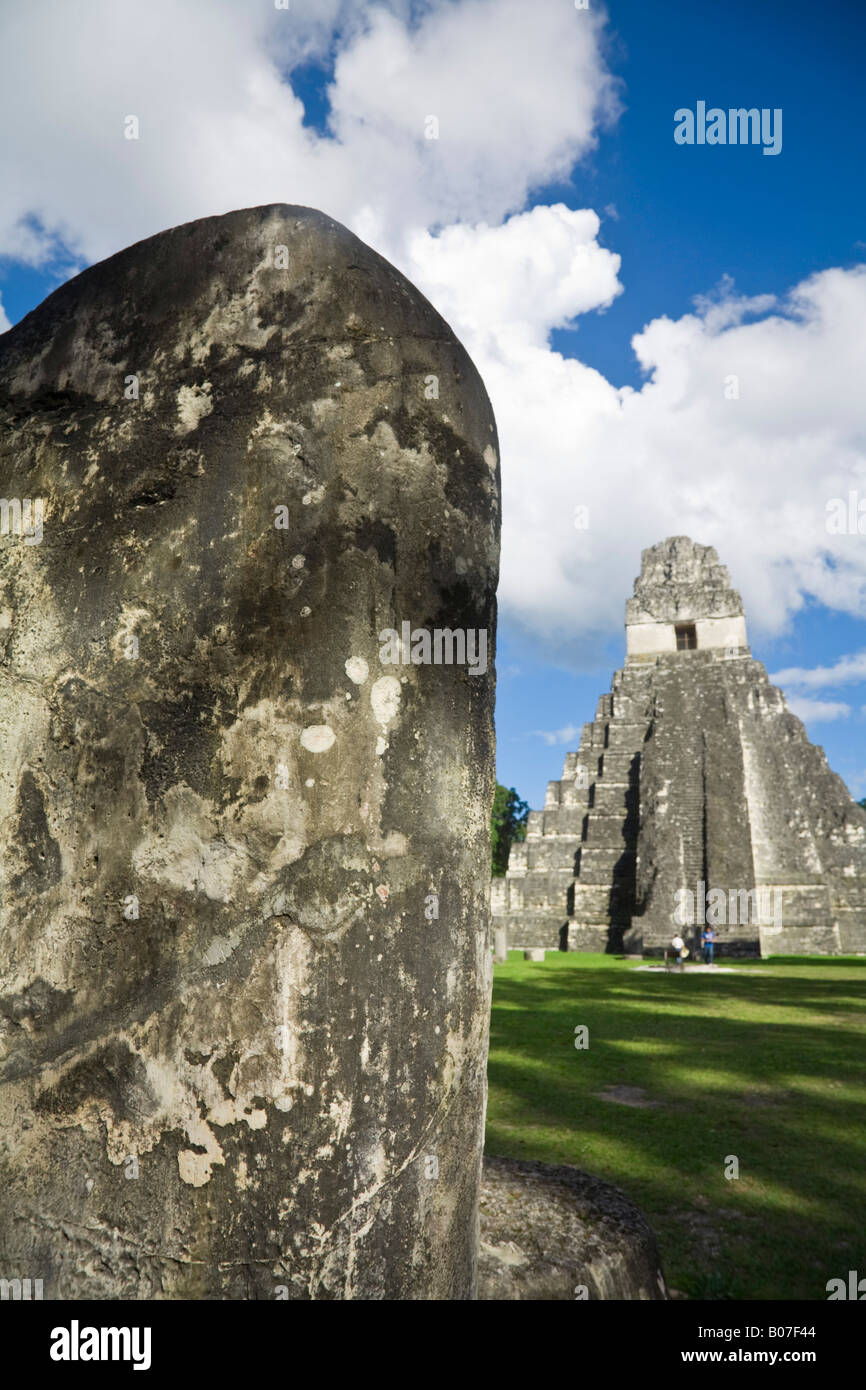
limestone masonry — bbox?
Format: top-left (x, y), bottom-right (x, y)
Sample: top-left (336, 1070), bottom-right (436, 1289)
top-left (493, 537), bottom-right (866, 958)
top-left (0, 205), bottom-right (499, 1298)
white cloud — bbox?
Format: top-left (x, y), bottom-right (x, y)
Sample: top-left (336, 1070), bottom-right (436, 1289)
top-left (785, 697), bottom-right (851, 724)
top-left (0, 295), bottom-right (10, 333)
top-left (0, 0), bottom-right (616, 268)
top-left (771, 651), bottom-right (866, 690)
top-left (530, 724), bottom-right (583, 746)
top-left (405, 226), bottom-right (866, 659)
top-left (329, 1), bottom-right (618, 236)
top-left (407, 204), bottom-right (622, 352)
top-left (2, 0), bottom-right (865, 678)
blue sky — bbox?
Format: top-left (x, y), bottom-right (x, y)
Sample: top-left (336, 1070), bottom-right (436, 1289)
top-left (2, 0), bottom-right (865, 811)
top-left (493, 0), bottom-right (866, 808)
top-left (549, 0), bottom-right (866, 390)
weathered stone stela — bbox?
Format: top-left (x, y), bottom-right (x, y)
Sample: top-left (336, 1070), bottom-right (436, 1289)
top-left (495, 537), bottom-right (866, 958)
top-left (0, 206), bottom-right (500, 1298)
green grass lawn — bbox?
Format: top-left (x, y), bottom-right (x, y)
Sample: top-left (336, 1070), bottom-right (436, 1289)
top-left (485, 952), bottom-right (866, 1300)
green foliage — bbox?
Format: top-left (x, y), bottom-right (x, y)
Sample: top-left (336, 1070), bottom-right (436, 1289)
top-left (490, 782), bottom-right (529, 877)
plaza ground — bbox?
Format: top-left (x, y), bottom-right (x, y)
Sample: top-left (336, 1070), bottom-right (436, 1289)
top-left (485, 952), bottom-right (866, 1300)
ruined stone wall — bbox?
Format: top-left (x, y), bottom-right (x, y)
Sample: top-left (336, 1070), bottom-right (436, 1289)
top-left (0, 205), bottom-right (500, 1299)
top-left (625, 536), bottom-right (748, 658)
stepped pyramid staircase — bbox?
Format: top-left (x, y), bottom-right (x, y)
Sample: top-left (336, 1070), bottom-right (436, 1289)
top-left (491, 664), bottom-right (652, 953)
top-left (492, 537), bottom-right (866, 958)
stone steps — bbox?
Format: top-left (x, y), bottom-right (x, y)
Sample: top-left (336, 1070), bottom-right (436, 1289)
top-left (581, 812), bottom-right (637, 848)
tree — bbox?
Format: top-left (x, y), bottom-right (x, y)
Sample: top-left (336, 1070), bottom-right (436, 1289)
top-left (490, 783), bottom-right (529, 877)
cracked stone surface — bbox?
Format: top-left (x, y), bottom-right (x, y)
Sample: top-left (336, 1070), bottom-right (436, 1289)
top-left (478, 1157), bottom-right (668, 1300)
top-left (0, 204), bottom-right (500, 1299)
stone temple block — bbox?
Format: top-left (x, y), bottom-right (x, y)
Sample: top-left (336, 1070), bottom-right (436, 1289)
top-left (494, 536), bottom-right (866, 959)
top-left (0, 206), bottom-right (500, 1298)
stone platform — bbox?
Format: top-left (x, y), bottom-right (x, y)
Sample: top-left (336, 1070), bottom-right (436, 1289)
top-left (478, 1155), bottom-right (669, 1300)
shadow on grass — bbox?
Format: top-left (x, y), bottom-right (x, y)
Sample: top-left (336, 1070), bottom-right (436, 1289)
top-left (486, 960), bottom-right (866, 1300)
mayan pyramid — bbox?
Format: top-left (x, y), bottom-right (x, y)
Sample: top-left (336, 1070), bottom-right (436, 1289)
top-left (493, 537), bottom-right (866, 958)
